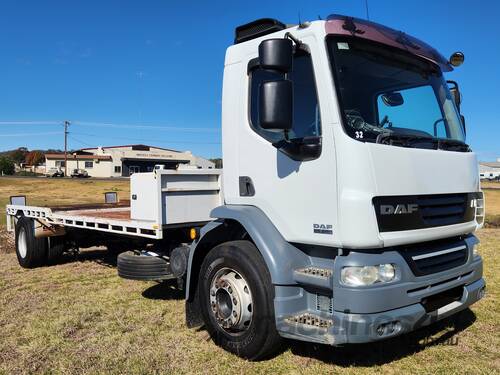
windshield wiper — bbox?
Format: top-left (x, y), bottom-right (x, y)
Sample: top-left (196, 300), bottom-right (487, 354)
top-left (376, 133), bottom-right (470, 152)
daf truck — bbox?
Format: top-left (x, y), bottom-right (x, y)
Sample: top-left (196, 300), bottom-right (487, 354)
top-left (6, 15), bottom-right (486, 360)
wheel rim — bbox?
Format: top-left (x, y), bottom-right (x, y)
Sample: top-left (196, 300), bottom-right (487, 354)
top-left (18, 227), bottom-right (28, 259)
top-left (209, 267), bottom-right (253, 333)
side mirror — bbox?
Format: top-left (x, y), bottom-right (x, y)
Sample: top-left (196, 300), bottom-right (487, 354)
top-left (447, 80), bottom-right (461, 111)
top-left (381, 92), bottom-right (404, 107)
top-left (258, 39), bottom-right (293, 72)
top-left (259, 80), bottom-right (293, 131)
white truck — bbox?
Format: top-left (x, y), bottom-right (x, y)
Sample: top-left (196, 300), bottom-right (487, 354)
top-left (6, 15), bottom-right (486, 360)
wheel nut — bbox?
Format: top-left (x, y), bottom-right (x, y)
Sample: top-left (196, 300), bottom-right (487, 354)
top-left (232, 298), bottom-right (237, 305)
top-left (228, 286), bottom-right (233, 294)
top-left (233, 311), bottom-right (237, 317)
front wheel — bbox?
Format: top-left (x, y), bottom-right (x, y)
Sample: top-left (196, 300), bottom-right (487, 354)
top-left (198, 240), bottom-right (281, 360)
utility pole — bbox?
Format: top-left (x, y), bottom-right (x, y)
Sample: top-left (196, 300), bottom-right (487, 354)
top-left (64, 120), bottom-right (70, 177)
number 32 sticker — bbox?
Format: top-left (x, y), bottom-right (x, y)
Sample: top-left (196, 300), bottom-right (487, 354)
top-left (355, 131), bottom-right (364, 139)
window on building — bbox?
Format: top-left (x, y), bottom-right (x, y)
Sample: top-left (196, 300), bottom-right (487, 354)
top-left (84, 161), bottom-right (93, 168)
top-left (55, 161), bottom-right (65, 167)
top-left (249, 50), bottom-right (321, 143)
top-left (114, 166), bottom-right (121, 174)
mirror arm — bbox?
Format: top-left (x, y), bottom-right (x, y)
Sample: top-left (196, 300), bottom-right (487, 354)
top-left (284, 32), bottom-right (302, 47)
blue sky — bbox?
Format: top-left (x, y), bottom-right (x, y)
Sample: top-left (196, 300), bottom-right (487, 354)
top-left (0, 0), bottom-right (499, 160)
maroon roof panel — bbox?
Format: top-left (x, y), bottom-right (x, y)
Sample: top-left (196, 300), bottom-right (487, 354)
top-left (325, 14), bottom-right (452, 72)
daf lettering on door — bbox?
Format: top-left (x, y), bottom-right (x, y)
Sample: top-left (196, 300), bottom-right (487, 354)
top-left (380, 204), bottom-right (419, 215)
top-left (313, 224), bottom-right (333, 235)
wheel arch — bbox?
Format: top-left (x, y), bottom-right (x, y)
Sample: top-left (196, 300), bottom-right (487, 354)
top-left (186, 205), bottom-right (310, 302)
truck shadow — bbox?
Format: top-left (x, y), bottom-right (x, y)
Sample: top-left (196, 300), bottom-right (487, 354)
top-left (50, 248), bottom-right (118, 268)
top-left (141, 281), bottom-right (184, 300)
top-left (286, 308), bottom-right (476, 366)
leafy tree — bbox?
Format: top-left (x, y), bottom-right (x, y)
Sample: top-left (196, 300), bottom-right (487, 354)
top-left (210, 158), bottom-right (223, 168)
top-left (25, 151), bottom-right (45, 166)
top-left (10, 147), bottom-right (28, 164)
top-left (0, 157), bottom-right (15, 175)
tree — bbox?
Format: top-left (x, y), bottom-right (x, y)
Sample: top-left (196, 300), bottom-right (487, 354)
top-left (10, 147), bottom-right (28, 165)
top-left (25, 151), bottom-right (45, 166)
top-left (210, 158), bottom-right (223, 168)
top-left (0, 157), bottom-right (15, 175)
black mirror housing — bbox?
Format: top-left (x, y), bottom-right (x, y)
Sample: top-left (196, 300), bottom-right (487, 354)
top-left (381, 92), bottom-right (404, 107)
top-left (258, 39), bottom-right (293, 72)
top-left (273, 136), bottom-right (322, 161)
top-left (259, 80), bottom-right (293, 131)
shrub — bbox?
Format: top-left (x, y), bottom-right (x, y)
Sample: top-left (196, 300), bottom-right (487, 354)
top-left (0, 157), bottom-right (15, 175)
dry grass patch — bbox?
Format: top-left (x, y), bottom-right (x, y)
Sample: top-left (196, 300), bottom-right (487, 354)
top-left (0, 177), bottom-right (130, 226)
top-left (0, 230), bottom-right (498, 374)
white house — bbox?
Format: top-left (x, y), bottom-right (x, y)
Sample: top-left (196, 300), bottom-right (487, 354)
top-left (45, 144), bottom-right (215, 177)
top-left (479, 158), bottom-right (500, 180)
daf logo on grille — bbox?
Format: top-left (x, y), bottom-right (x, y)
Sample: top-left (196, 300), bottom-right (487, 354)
top-left (380, 204), bottom-right (418, 215)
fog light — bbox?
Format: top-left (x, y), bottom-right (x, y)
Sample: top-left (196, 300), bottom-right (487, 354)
top-left (376, 325), bottom-right (385, 336)
top-left (376, 321), bottom-right (401, 337)
top-left (341, 264), bottom-right (396, 287)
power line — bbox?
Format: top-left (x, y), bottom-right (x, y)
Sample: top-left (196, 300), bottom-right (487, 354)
top-left (71, 132), bottom-right (221, 145)
top-left (0, 121), bottom-right (63, 125)
top-left (0, 131), bottom-right (61, 137)
top-left (73, 121), bottom-right (220, 133)
top-left (0, 120), bottom-right (220, 133)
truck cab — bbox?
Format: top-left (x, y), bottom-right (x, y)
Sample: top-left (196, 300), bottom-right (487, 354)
top-left (186, 15), bottom-right (485, 359)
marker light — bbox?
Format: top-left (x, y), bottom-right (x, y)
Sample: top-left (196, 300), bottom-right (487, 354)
top-left (341, 264), bottom-right (396, 287)
top-left (449, 52), bottom-right (465, 67)
top-left (189, 228), bottom-right (198, 240)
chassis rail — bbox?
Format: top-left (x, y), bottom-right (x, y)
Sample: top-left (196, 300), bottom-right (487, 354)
top-left (6, 204), bottom-right (163, 239)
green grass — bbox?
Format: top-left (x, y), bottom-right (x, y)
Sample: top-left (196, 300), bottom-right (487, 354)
top-left (0, 177), bottom-right (498, 374)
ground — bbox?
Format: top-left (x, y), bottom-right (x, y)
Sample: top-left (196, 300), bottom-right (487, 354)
top-left (0, 177), bottom-right (498, 374)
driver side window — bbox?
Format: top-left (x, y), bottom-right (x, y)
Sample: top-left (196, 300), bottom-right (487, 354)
top-left (249, 52), bottom-right (321, 143)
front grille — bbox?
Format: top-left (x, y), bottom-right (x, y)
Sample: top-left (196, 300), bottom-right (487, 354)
top-left (418, 194), bottom-right (467, 227)
top-left (373, 193), bottom-right (477, 232)
top-left (400, 237), bottom-right (469, 276)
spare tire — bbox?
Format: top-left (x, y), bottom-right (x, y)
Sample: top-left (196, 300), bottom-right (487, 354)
top-left (117, 251), bottom-right (174, 281)
top-left (15, 216), bottom-right (47, 268)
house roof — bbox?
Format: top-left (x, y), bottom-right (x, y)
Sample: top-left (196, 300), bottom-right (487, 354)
top-left (45, 153), bottom-right (112, 161)
top-left (80, 144), bottom-right (182, 153)
top-left (479, 162), bottom-right (500, 168)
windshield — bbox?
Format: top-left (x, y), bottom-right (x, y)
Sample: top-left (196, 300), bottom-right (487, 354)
top-left (327, 36), bottom-right (467, 150)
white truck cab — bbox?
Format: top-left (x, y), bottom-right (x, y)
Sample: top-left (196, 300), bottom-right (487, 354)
top-left (186, 15), bottom-right (485, 358)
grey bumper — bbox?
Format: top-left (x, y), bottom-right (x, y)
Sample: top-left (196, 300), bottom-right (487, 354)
top-left (332, 278), bottom-right (485, 344)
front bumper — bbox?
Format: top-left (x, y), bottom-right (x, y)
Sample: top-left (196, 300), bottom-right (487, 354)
top-left (274, 234), bottom-right (485, 345)
top-left (332, 277), bottom-right (485, 344)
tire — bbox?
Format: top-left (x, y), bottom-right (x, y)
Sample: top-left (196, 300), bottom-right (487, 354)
top-left (15, 216), bottom-right (48, 268)
top-left (117, 251), bottom-right (173, 281)
top-left (198, 240), bottom-right (281, 360)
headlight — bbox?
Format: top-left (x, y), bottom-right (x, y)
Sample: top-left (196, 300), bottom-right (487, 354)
top-left (473, 245), bottom-right (480, 257)
top-left (341, 264), bottom-right (396, 287)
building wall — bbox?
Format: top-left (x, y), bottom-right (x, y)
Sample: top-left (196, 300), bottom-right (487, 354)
top-left (45, 158), bottom-right (113, 177)
top-left (45, 145), bottom-right (215, 178)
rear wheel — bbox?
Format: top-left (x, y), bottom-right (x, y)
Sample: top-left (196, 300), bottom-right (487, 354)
top-left (198, 240), bottom-right (281, 360)
top-left (15, 216), bottom-right (47, 268)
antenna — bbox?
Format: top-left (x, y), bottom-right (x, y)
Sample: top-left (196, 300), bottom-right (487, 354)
top-left (365, 0), bottom-right (370, 20)
top-left (298, 11), bottom-right (301, 25)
